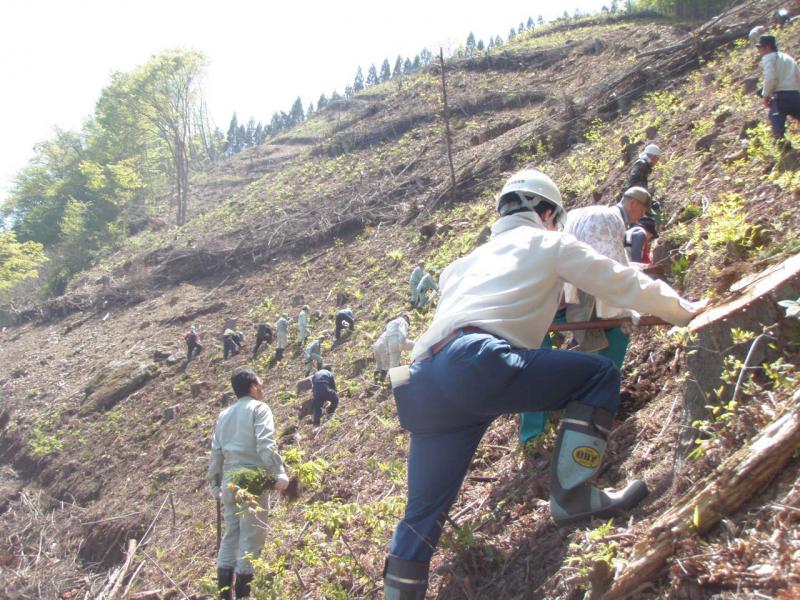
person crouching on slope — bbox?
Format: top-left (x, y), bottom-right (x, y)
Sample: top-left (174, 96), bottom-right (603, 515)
top-left (381, 169), bottom-right (707, 600)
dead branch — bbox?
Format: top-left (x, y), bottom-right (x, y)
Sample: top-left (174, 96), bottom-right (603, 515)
top-left (604, 391), bottom-right (800, 600)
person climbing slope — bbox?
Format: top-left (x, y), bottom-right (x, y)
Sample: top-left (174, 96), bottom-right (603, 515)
top-left (184, 324), bottom-right (203, 359)
top-left (298, 305), bottom-right (310, 347)
top-left (334, 307), bottom-right (355, 340)
top-left (408, 260), bottom-right (425, 305)
top-left (310, 365), bottom-right (339, 426)
top-left (275, 314), bottom-right (290, 360)
top-left (381, 169), bottom-right (707, 600)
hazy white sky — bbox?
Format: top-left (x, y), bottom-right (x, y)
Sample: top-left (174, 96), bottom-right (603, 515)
top-left (0, 0), bottom-right (607, 205)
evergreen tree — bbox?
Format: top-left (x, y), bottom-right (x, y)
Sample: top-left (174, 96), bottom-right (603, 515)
top-left (419, 48), bottom-right (433, 66)
top-left (488, 36), bottom-right (495, 49)
top-left (393, 55), bottom-right (403, 78)
top-left (254, 123), bottom-right (264, 145)
top-left (366, 63), bottom-right (379, 86)
top-left (289, 97), bottom-right (305, 125)
top-left (495, 35), bottom-right (504, 47)
top-left (344, 84), bottom-right (354, 99)
top-left (508, 28), bottom-right (516, 40)
top-left (538, 14), bottom-right (545, 24)
top-left (306, 102), bottom-right (315, 118)
top-left (237, 124), bottom-right (246, 147)
top-left (518, 22), bottom-right (525, 34)
top-left (562, 10), bottom-right (570, 19)
top-left (245, 117), bottom-right (256, 147)
top-left (465, 32), bottom-right (476, 57)
top-left (412, 55), bottom-right (421, 69)
top-left (574, 8), bottom-right (582, 18)
top-left (403, 57), bottom-right (413, 72)
top-left (317, 93), bottom-right (328, 110)
top-left (476, 39), bottom-right (485, 51)
top-left (354, 66), bottom-right (364, 92)
top-left (527, 16), bottom-right (535, 28)
top-left (379, 58), bottom-right (391, 82)
top-left (331, 89), bottom-right (342, 101)
top-left (226, 113), bottom-right (239, 154)
top-left (610, 0), bottom-right (618, 12)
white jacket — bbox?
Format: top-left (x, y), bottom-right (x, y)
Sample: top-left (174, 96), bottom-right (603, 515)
top-left (563, 204), bottom-right (629, 318)
top-left (410, 212), bottom-right (696, 360)
top-left (207, 396), bottom-right (286, 485)
top-left (761, 51), bottom-right (800, 97)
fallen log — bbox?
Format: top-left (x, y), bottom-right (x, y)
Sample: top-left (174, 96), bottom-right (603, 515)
top-left (603, 391), bottom-right (800, 600)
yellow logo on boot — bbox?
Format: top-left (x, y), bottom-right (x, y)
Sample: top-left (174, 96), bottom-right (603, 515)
top-left (572, 446), bottom-right (601, 468)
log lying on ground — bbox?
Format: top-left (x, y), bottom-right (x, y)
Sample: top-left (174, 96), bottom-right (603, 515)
top-left (604, 391), bottom-right (800, 600)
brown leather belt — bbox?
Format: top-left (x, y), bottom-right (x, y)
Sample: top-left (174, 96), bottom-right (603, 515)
top-left (412, 326), bottom-right (489, 364)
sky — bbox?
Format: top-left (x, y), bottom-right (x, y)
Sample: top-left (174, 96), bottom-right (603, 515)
top-left (0, 0), bottom-right (609, 206)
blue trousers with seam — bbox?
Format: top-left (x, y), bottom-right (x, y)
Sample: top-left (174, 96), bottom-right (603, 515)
top-left (389, 331), bottom-right (620, 562)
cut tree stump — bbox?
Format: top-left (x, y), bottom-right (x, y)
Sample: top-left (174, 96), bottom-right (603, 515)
top-left (681, 253), bottom-right (800, 454)
top-left (604, 391), bottom-right (800, 600)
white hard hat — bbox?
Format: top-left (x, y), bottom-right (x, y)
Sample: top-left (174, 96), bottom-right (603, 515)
top-left (496, 169), bottom-right (566, 228)
top-left (643, 144), bottom-right (662, 157)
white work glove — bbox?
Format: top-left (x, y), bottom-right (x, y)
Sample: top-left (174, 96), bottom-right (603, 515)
top-left (620, 310), bottom-right (641, 335)
top-left (209, 484), bottom-right (221, 500)
top-left (274, 473), bottom-right (290, 491)
top-left (687, 298), bottom-right (710, 315)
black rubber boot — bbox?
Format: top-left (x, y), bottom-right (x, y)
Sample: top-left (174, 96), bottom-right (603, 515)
top-left (234, 572), bottom-right (254, 598)
top-left (217, 567), bottom-right (234, 600)
top-left (550, 402), bottom-right (648, 526)
top-left (383, 555), bottom-right (429, 600)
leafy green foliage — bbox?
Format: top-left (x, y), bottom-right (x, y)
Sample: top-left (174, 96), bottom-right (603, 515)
top-left (0, 231), bottom-right (47, 298)
top-left (229, 467), bottom-right (277, 496)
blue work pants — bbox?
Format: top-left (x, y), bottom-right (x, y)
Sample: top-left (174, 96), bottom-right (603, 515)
top-left (389, 331), bottom-right (619, 562)
top-left (770, 91), bottom-right (800, 137)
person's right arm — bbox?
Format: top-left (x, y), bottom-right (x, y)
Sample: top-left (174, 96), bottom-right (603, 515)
top-left (556, 235), bottom-right (701, 326)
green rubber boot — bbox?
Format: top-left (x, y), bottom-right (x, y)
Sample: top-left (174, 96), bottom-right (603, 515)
top-left (383, 555), bottom-right (429, 600)
top-left (550, 403), bottom-right (648, 526)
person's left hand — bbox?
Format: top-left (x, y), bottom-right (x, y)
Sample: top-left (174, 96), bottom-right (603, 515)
top-left (209, 484), bottom-right (221, 500)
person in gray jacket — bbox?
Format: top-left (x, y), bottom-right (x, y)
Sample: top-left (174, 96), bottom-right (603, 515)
top-left (208, 367), bottom-right (289, 599)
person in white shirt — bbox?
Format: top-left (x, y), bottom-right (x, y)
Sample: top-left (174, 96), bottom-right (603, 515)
top-left (757, 34), bottom-right (800, 137)
top-left (382, 169), bottom-right (707, 600)
top-left (208, 367), bottom-right (289, 599)
top-left (563, 186), bottom-right (652, 365)
top-left (373, 315), bottom-right (415, 382)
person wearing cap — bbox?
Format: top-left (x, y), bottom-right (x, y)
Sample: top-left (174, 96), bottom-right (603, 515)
top-left (310, 365), bottom-right (339, 425)
top-left (184, 324), bottom-right (203, 360)
top-left (334, 307), bottom-right (355, 341)
top-left (223, 329), bottom-right (244, 360)
top-left (626, 144), bottom-right (661, 192)
top-left (252, 322), bottom-right (274, 358)
top-left (298, 305), bottom-right (310, 347)
top-left (749, 25), bottom-right (767, 44)
top-left (563, 186), bottom-right (652, 368)
top-left (414, 269), bottom-right (439, 309)
top-left (408, 261), bottom-right (426, 305)
top-left (756, 34), bottom-right (800, 138)
top-left (626, 216), bottom-right (659, 264)
top-left (304, 335), bottom-right (325, 376)
top-left (275, 314), bottom-right (290, 361)
top-left (373, 315), bottom-right (415, 382)
top-left (381, 169), bottom-right (707, 600)
top-left (776, 8), bottom-right (792, 27)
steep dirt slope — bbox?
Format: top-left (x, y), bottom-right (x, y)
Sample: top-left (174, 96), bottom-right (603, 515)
top-left (2, 3), bottom-right (800, 599)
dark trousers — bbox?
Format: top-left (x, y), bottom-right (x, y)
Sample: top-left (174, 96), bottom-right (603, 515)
top-left (223, 338), bottom-right (240, 359)
top-left (252, 335), bottom-right (271, 357)
top-left (186, 340), bottom-right (202, 358)
top-left (770, 91), bottom-right (800, 137)
top-left (389, 331), bottom-right (620, 562)
top-left (312, 390), bottom-right (339, 425)
top-left (335, 315), bottom-right (355, 340)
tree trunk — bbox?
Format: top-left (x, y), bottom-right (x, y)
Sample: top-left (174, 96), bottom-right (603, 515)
top-left (604, 392), bottom-right (800, 600)
top-left (680, 253), bottom-right (800, 457)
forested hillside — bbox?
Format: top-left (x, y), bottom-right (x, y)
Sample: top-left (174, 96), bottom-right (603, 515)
top-left (2, 1), bottom-right (800, 599)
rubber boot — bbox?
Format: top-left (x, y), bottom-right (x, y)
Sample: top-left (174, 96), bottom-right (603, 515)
top-left (217, 567), bottom-right (234, 600)
top-left (550, 402), bottom-right (648, 526)
top-left (383, 555), bottom-right (428, 600)
top-left (234, 572), bottom-right (253, 598)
